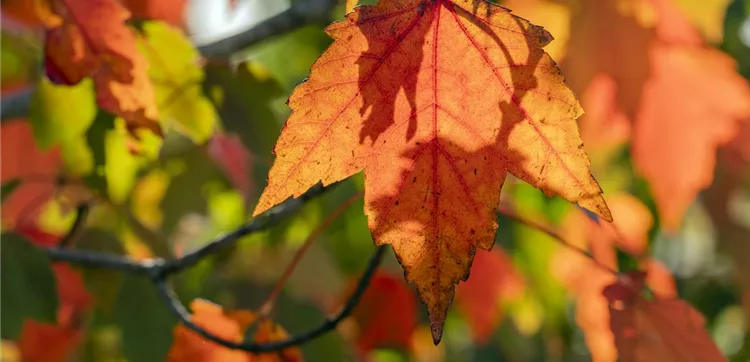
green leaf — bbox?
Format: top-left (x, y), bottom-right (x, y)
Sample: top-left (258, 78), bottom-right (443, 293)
top-left (115, 274), bottom-right (175, 362)
top-left (104, 125), bottom-right (141, 204)
top-left (84, 111), bottom-right (158, 203)
top-left (30, 78), bottom-right (96, 175)
top-left (138, 22), bottom-right (218, 143)
top-left (1, 178), bottom-right (21, 201)
top-left (0, 233), bottom-right (59, 339)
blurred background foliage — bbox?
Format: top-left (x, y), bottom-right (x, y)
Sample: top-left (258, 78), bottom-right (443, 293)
top-left (1, 0), bottom-right (750, 361)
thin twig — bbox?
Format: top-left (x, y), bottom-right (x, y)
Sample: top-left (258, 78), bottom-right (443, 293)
top-left (497, 205), bottom-right (619, 275)
top-left (42, 182), bottom-right (334, 275)
top-left (57, 203), bottom-right (90, 248)
top-left (153, 245), bottom-right (385, 353)
top-left (258, 191), bottom-right (364, 317)
top-left (157, 183), bottom-right (333, 276)
top-left (46, 247), bottom-right (157, 274)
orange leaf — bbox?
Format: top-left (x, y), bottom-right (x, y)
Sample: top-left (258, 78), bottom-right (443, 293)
top-left (43, 0), bottom-right (161, 137)
top-left (253, 0), bottom-right (611, 342)
top-left (632, 41), bottom-right (750, 230)
top-left (563, 0), bottom-right (750, 231)
top-left (556, 196), bottom-right (678, 362)
top-left (121, 0), bottom-right (187, 28)
top-left (456, 248), bottom-right (524, 344)
top-left (0, 122), bottom-right (62, 229)
top-left (17, 320), bottom-right (81, 362)
top-left (604, 279), bottom-right (726, 362)
top-left (167, 299), bottom-right (303, 362)
top-left (342, 271), bottom-right (417, 352)
top-left (1, 0), bottom-right (62, 27)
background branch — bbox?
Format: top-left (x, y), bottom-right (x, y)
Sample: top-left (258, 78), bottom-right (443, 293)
top-left (40, 182), bottom-right (367, 353)
top-left (197, 0), bottom-right (338, 59)
top-left (154, 246), bottom-right (385, 353)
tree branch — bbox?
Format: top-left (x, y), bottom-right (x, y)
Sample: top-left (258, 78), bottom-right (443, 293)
top-left (157, 182), bottom-right (332, 276)
top-left (196, 0), bottom-right (338, 59)
top-left (44, 182), bottom-right (334, 275)
top-left (41, 182), bottom-right (375, 353)
top-left (154, 246), bottom-right (385, 353)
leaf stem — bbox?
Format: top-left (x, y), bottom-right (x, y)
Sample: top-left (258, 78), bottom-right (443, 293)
top-left (258, 191), bottom-right (364, 318)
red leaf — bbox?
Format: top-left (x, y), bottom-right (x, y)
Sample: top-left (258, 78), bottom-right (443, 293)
top-left (343, 271), bottom-right (418, 352)
top-left (17, 320), bottom-right (81, 362)
top-left (43, 0), bottom-right (161, 136)
top-left (456, 248), bottom-right (524, 344)
top-left (208, 132), bottom-right (254, 201)
top-left (0, 122), bottom-right (62, 229)
top-left (604, 280), bottom-right (727, 362)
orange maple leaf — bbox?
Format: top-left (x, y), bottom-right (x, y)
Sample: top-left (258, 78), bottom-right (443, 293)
top-left (42, 0), bottom-right (161, 137)
top-left (603, 275), bottom-right (727, 362)
top-left (167, 299), bottom-right (303, 362)
top-left (563, 0), bottom-right (750, 231)
top-left (555, 193), bottom-right (679, 362)
top-left (254, 0), bottom-right (611, 342)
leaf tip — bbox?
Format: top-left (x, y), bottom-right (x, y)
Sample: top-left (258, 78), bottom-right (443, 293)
top-left (430, 322), bottom-right (444, 345)
top-left (578, 194), bottom-right (613, 223)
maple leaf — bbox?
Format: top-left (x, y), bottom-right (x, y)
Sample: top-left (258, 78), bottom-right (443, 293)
top-left (342, 271), bottom-right (417, 353)
top-left (42, 0), bottom-right (161, 137)
top-left (562, 0), bottom-right (750, 231)
top-left (603, 275), bottom-right (727, 362)
top-left (456, 248), bottom-right (524, 344)
top-left (555, 193), bottom-right (679, 362)
top-left (167, 299), bottom-right (303, 362)
top-left (253, 0), bottom-right (611, 342)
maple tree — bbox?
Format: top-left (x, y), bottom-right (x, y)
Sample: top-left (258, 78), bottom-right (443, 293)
top-left (2, 0), bottom-right (750, 361)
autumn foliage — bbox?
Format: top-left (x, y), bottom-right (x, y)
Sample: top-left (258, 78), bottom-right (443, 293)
top-left (2, 0), bottom-right (750, 361)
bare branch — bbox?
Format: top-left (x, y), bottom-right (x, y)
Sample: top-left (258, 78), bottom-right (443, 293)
top-left (153, 246), bottom-right (386, 353)
top-left (197, 0), bottom-right (338, 59)
top-left (43, 182), bottom-right (334, 273)
top-left (157, 182), bottom-right (332, 276)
